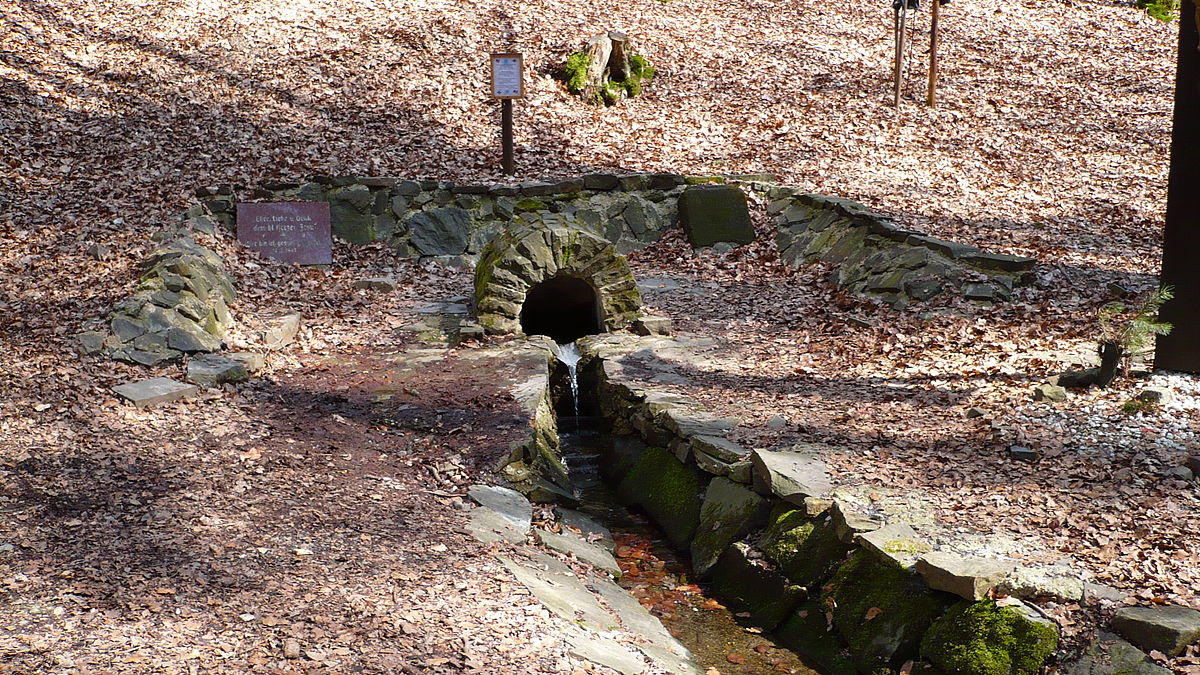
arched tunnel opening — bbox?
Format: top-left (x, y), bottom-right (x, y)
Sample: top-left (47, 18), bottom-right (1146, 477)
top-left (520, 275), bottom-right (603, 344)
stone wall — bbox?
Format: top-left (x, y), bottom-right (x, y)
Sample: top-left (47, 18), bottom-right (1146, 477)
top-left (549, 333), bottom-right (1084, 675)
top-left (228, 173), bottom-right (776, 259)
top-left (473, 219), bottom-right (642, 335)
top-left (215, 173), bottom-right (1035, 309)
top-left (770, 190), bottom-right (1036, 306)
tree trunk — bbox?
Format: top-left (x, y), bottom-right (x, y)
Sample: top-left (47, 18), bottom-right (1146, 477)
top-left (580, 34), bottom-right (612, 99)
top-left (608, 31), bottom-right (631, 82)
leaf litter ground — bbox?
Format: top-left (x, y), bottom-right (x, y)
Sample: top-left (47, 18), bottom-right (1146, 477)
top-left (1, 0), bottom-right (1198, 671)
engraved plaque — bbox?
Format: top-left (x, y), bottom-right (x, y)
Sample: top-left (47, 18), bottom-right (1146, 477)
top-left (236, 202), bottom-right (331, 265)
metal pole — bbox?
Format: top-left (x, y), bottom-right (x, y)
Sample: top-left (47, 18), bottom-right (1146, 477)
top-left (927, 0), bottom-right (941, 107)
top-left (501, 98), bottom-right (514, 176)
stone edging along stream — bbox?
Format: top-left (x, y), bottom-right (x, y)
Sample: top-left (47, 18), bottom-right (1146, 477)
top-left (501, 333), bottom-right (1181, 675)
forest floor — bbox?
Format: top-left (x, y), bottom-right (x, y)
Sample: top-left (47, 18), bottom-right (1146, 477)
top-left (2, 0), bottom-right (1199, 672)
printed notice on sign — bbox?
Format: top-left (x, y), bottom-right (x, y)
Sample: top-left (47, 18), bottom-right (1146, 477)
top-left (236, 202), bottom-right (332, 265)
top-left (491, 53), bottom-right (524, 99)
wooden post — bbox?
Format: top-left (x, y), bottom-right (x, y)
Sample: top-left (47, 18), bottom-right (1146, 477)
top-left (927, 0), bottom-right (941, 107)
top-left (1157, 0), bottom-right (1200, 371)
top-left (501, 99), bottom-right (514, 176)
top-left (893, 6), bottom-right (907, 106)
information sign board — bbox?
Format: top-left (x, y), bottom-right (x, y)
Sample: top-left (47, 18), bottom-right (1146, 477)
top-left (491, 53), bottom-right (524, 99)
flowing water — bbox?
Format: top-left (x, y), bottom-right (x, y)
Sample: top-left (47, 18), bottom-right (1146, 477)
top-left (549, 341), bottom-right (582, 419)
top-left (558, 425), bottom-right (819, 675)
top-left (549, 342), bottom-right (817, 674)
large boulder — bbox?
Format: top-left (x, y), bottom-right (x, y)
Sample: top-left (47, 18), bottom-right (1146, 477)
top-left (678, 185), bottom-right (754, 248)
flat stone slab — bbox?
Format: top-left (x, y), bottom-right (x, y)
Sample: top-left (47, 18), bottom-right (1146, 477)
top-left (499, 553), bottom-right (617, 633)
top-left (564, 629), bottom-right (645, 675)
top-left (750, 445), bottom-right (833, 504)
top-left (465, 507), bottom-right (528, 546)
top-left (554, 508), bottom-right (614, 550)
top-left (690, 434), bottom-right (749, 463)
top-left (915, 551), bottom-right (1015, 600)
top-left (187, 353), bottom-right (251, 386)
top-left (588, 576), bottom-right (700, 675)
top-left (998, 564), bottom-right (1086, 602)
top-left (535, 529), bottom-right (621, 577)
top-left (257, 312), bottom-right (301, 350)
top-left (1112, 605), bottom-right (1200, 657)
top-left (112, 377), bottom-right (198, 408)
top-left (659, 408), bottom-right (737, 439)
top-left (468, 484), bottom-right (532, 532)
top-left (831, 499), bottom-right (882, 543)
top-left (856, 522), bottom-right (930, 569)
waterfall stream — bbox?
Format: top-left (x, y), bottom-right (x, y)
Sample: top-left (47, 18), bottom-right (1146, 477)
top-left (549, 341), bottom-right (582, 419)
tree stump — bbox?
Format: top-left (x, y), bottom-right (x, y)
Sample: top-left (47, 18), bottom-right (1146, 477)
top-left (564, 31), bottom-right (654, 105)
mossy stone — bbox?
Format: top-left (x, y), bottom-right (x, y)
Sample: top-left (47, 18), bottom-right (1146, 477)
top-left (707, 542), bottom-right (804, 631)
top-left (616, 444), bottom-right (707, 549)
top-left (760, 504), bottom-right (851, 589)
top-left (602, 434), bottom-right (648, 483)
top-left (678, 185), bottom-right (754, 247)
top-left (689, 477), bottom-right (768, 578)
top-left (921, 600), bottom-right (1059, 675)
top-left (776, 601), bottom-right (859, 675)
top-left (826, 551), bottom-right (953, 673)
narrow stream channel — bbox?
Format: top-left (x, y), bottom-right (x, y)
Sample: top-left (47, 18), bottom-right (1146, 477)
top-left (559, 420), bottom-right (820, 675)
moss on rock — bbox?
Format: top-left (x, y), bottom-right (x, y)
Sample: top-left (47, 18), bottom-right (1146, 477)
top-left (760, 504), bottom-right (851, 589)
top-left (617, 444), bottom-right (707, 549)
top-left (690, 477), bottom-right (768, 577)
top-left (776, 601), bottom-right (859, 675)
top-left (921, 600), bottom-right (1059, 675)
top-left (825, 551), bottom-right (953, 673)
top-left (708, 542), bottom-right (804, 631)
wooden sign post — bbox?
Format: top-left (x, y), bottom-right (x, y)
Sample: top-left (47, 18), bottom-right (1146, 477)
top-left (490, 53), bottom-right (524, 175)
top-left (927, 0), bottom-right (942, 107)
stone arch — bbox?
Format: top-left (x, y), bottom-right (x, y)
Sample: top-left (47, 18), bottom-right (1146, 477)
top-left (474, 221), bottom-right (642, 337)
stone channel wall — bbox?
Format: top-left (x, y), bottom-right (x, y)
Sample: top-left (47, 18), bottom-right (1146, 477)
top-left (553, 333), bottom-right (1081, 675)
top-left (769, 190), bottom-right (1036, 306)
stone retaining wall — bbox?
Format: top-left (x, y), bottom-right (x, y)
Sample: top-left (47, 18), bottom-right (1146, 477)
top-left (769, 190), bottom-right (1036, 306)
top-left (220, 173), bottom-right (778, 259)
top-left (212, 173), bottom-right (1036, 309)
top-left (528, 332), bottom-right (1104, 675)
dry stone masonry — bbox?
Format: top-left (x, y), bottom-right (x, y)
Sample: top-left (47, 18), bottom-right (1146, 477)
top-left (218, 173), bottom-right (1036, 309)
top-left (473, 219), bottom-right (643, 336)
top-left (482, 331), bottom-right (1189, 675)
top-left (87, 237), bottom-right (235, 366)
top-left (770, 190), bottom-right (1036, 306)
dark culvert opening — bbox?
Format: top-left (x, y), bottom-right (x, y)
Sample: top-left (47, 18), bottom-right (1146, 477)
top-left (520, 275), bottom-right (602, 344)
